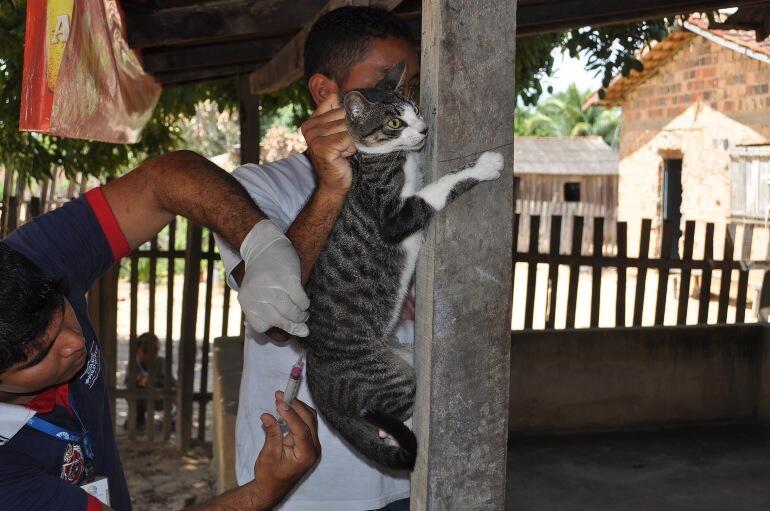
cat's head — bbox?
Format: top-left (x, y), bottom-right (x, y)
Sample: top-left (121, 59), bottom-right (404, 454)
top-left (343, 61), bottom-right (427, 155)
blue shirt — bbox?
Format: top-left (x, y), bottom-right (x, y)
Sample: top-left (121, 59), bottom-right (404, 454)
top-left (0, 190), bottom-right (132, 510)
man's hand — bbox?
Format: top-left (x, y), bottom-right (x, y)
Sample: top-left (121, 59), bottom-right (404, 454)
top-left (300, 93), bottom-right (355, 196)
top-left (252, 392), bottom-right (321, 509)
top-left (238, 221), bottom-right (310, 337)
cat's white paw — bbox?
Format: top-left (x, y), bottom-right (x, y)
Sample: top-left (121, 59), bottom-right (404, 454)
top-left (469, 151), bottom-right (504, 181)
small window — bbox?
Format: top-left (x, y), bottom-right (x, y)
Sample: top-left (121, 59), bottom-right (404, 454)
top-left (564, 182), bottom-right (581, 202)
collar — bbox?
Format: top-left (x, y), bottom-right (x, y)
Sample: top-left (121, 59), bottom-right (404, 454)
top-left (0, 403), bottom-right (36, 446)
top-left (26, 383), bottom-right (71, 414)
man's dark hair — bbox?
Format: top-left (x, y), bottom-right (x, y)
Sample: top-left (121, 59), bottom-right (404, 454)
top-left (304, 6), bottom-right (413, 84)
top-left (0, 243), bottom-right (67, 374)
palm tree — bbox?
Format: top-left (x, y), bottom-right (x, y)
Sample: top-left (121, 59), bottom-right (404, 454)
top-left (515, 83), bottom-right (620, 148)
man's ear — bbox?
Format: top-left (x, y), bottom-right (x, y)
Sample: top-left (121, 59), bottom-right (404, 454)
top-left (343, 91), bottom-right (370, 121)
top-left (307, 73), bottom-right (341, 106)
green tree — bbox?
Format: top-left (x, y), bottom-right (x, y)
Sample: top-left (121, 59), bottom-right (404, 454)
top-left (520, 84), bottom-right (621, 146)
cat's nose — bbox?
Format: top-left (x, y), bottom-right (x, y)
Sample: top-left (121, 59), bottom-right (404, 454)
top-left (419, 126), bottom-right (428, 135)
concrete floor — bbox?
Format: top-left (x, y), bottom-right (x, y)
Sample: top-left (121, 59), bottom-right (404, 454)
top-left (506, 424), bottom-right (770, 511)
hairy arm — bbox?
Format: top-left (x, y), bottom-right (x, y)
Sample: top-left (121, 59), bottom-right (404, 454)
top-left (103, 150), bottom-right (264, 251)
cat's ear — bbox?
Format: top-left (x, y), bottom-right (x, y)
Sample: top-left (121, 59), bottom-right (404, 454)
top-left (375, 60), bottom-right (407, 92)
top-left (343, 91), bottom-right (371, 121)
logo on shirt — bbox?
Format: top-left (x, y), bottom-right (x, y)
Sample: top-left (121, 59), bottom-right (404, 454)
top-left (60, 443), bottom-right (84, 484)
top-left (80, 339), bottom-right (101, 389)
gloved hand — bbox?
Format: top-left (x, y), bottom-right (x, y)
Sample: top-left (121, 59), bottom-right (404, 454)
top-left (238, 220), bottom-right (310, 337)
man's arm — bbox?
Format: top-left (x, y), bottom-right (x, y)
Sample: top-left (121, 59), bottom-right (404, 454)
top-left (232, 93), bottom-right (354, 286)
top-left (100, 394), bottom-right (320, 511)
top-left (103, 150), bottom-right (309, 336)
top-left (102, 150), bottom-right (263, 251)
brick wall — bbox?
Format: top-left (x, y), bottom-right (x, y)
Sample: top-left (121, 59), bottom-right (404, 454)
top-left (618, 35), bottom-right (770, 258)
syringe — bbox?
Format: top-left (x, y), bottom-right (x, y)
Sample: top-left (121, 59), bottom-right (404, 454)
top-left (277, 351), bottom-right (305, 433)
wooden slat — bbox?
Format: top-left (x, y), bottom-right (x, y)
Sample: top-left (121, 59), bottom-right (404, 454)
top-left (698, 223), bottom-right (715, 323)
top-left (6, 196), bottom-right (18, 233)
top-left (565, 216), bottom-right (584, 328)
top-left (240, 74), bottom-right (261, 166)
top-left (654, 220), bottom-right (676, 325)
top-left (677, 221), bottom-right (696, 324)
top-left (127, 251), bottom-right (140, 440)
top-left (632, 219), bottom-right (652, 326)
top-left (125, 0), bottom-right (327, 49)
top-left (198, 232), bottom-right (216, 442)
top-left (590, 217), bottom-right (604, 327)
top-left (27, 196), bottom-right (41, 219)
top-left (736, 223), bottom-right (753, 322)
top-left (512, 213), bottom-right (520, 286)
top-left (146, 236), bottom-right (159, 442)
top-left (222, 284), bottom-right (232, 337)
top-left (524, 215), bottom-right (540, 330)
top-left (615, 222), bottom-right (627, 327)
top-left (545, 215), bottom-right (562, 329)
top-left (250, 0), bottom-right (406, 94)
top-left (163, 220), bottom-right (176, 440)
top-left (717, 223), bottom-right (736, 323)
top-left (178, 222), bottom-right (203, 452)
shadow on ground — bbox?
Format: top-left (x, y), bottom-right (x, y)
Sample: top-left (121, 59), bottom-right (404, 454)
top-left (507, 424), bottom-right (770, 510)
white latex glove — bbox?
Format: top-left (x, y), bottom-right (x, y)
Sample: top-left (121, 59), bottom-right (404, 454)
top-left (238, 220), bottom-right (310, 337)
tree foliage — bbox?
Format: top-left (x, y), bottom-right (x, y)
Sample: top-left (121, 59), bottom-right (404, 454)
top-left (515, 84), bottom-right (620, 147)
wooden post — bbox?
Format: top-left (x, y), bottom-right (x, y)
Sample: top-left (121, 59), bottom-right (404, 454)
top-left (412, 1), bottom-right (515, 509)
top-left (177, 222), bottom-right (203, 452)
top-left (239, 74), bottom-right (260, 165)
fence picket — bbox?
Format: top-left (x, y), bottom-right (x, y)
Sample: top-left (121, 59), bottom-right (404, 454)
top-left (698, 223), bottom-right (715, 324)
top-left (616, 222), bottom-right (627, 327)
top-left (677, 221), bottom-right (696, 324)
top-left (524, 215), bottom-right (540, 329)
top-left (566, 216), bottom-right (584, 328)
top-left (717, 224), bottom-right (736, 323)
top-left (590, 217), bottom-right (604, 327)
top-left (633, 219), bottom-right (652, 326)
top-left (654, 220), bottom-right (676, 325)
top-left (736, 224), bottom-right (753, 322)
top-left (545, 215), bottom-right (562, 329)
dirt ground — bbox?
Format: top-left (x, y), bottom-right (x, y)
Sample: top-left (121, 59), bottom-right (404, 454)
top-left (117, 430), bottom-right (215, 510)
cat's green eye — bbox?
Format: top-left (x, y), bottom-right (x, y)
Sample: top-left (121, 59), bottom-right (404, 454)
top-left (387, 118), bottom-right (403, 129)
top-left (414, 105), bottom-right (421, 116)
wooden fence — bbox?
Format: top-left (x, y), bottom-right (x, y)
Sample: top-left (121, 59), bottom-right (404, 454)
top-left (513, 213), bottom-right (766, 330)
top-left (516, 199), bottom-right (617, 255)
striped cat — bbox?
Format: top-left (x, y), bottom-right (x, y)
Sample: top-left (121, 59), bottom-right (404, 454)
top-left (300, 61), bottom-right (503, 471)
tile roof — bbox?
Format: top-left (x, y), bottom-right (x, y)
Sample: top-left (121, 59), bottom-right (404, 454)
top-left (514, 136), bottom-right (618, 176)
top-left (590, 14), bottom-right (770, 108)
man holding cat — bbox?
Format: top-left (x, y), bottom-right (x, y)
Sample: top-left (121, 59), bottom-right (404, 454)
top-left (215, 6), bottom-right (419, 511)
top-left (0, 150), bottom-right (320, 510)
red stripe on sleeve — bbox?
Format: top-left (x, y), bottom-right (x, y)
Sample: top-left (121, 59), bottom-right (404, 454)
top-left (84, 188), bottom-right (130, 261)
top-left (85, 494), bottom-right (103, 511)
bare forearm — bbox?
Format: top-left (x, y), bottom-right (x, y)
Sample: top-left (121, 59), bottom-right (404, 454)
top-left (104, 151), bottom-right (265, 251)
top-left (288, 186), bottom-right (347, 283)
top-left (186, 481), bottom-right (272, 511)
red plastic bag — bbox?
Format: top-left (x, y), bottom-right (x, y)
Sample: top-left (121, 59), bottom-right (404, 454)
top-left (20, 0), bottom-right (161, 144)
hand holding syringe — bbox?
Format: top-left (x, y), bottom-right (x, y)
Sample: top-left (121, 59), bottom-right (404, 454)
top-left (277, 351), bottom-right (305, 434)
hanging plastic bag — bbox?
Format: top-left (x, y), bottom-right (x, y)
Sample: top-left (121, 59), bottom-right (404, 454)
top-left (20, 0), bottom-right (161, 144)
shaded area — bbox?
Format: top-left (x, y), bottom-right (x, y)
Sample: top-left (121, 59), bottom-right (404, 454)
top-left (507, 424), bottom-right (770, 510)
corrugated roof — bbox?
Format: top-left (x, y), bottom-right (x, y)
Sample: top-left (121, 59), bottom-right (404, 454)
top-left (591, 14), bottom-right (770, 107)
top-left (513, 136), bottom-right (618, 175)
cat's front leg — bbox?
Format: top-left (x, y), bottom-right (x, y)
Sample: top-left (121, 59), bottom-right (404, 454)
top-left (379, 151), bottom-right (503, 243)
top-left (416, 151), bottom-right (504, 211)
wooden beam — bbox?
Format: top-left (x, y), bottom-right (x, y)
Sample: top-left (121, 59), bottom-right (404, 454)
top-left (249, 0), bottom-right (405, 95)
top-left (125, 0), bottom-right (327, 49)
top-left (155, 63), bottom-right (269, 86)
top-left (411, 0), bottom-right (514, 509)
top-left (142, 37), bottom-right (291, 74)
top-left (239, 74), bottom-right (261, 165)
top-left (517, 0), bottom-right (770, 36)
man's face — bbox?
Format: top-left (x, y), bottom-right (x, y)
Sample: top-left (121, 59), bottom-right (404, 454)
top-left (340, 36), bottom-right (420, 99)
top-left (0, 300), bottom-right (87, 395)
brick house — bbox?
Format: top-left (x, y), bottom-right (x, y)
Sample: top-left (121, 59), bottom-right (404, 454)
top-left (593, 17), bottom-right (770, 260)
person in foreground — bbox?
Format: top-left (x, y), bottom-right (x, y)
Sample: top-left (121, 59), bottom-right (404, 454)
top-left (215, 6), bottom-right (418, 511)
top-left (0, 150), bottom-right (320, 510)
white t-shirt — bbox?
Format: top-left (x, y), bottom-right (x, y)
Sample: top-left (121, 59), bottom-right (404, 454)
top-left (216, 153), bottom-right (411, 511)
